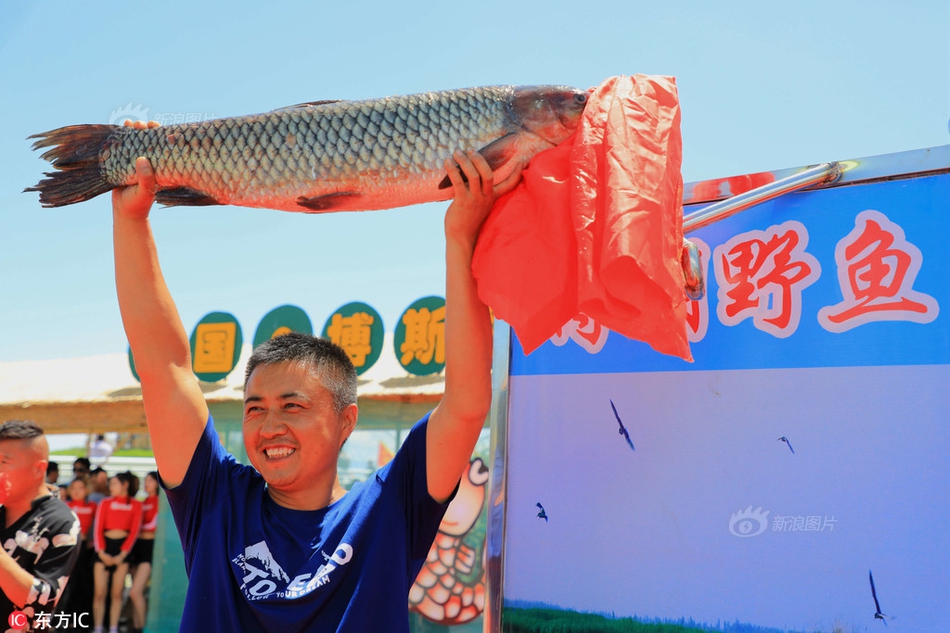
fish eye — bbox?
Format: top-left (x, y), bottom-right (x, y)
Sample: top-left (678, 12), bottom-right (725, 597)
top-left (574, 93), bottom-right (587, 105)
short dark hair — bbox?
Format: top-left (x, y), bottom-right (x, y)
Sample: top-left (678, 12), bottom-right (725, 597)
top-left (47, 461), bottom-right (59, 475)
top-left (244, 332), bottom-right (357, 413)
top-left (91, 467), bottom-right (106, 478)
top-left (0, 420), bottom-right (44, 441)
top-left (73, 457), bottom-right (91, 471)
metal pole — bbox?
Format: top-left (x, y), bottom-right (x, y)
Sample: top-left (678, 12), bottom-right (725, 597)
top-left (683, 162), bottom-right (841, 234)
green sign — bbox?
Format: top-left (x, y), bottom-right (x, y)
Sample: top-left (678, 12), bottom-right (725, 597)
top-left (127, 346), bottom-right (140, 383)
top-left (321, 302), bottom-right (384, 375)
top-left (253, 305), bottom-right (313, 348)
top-left (189, 311), bottom-right (243, 382)
top-left (394, 296), bottom-right (446, 376)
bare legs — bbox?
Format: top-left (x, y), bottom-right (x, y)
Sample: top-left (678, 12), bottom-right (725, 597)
top-left (92, 561), bottom-right (129, 632)
top-left (129, 561), bottom-right (152, 630)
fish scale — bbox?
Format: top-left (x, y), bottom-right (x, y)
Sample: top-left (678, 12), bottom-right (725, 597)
top-left (28, 85), bottom-right (587, 212)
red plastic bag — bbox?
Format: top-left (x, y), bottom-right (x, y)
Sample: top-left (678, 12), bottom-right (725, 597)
top-left (472, 75), bottom-right (691, 360)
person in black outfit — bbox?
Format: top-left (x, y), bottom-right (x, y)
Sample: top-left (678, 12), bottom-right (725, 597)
top-left (0, 420), bottom-right (82, 632)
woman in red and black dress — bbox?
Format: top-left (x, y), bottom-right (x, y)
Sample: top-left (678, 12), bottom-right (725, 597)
top-left (61, 476), bottom-right (97, 621)
top-left (92, 471), bottom-right (142, 633)
top-left (129, 471), bottom-right (159, 633)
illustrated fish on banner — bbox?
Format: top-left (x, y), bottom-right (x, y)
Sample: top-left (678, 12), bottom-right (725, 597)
top-left (410, 458), bottom-right (489, 625)
top-left (26, 86), bottom-right (587, 212)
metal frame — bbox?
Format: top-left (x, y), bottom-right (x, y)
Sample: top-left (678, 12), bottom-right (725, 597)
top-left (682, 144), bottom-right (950, 206)
top-left (482, 144), bottom-right (950, 632)
top-left (484, 320), bottom-right (512, 633)
top-left (683, 163), bottom-right (841, 233)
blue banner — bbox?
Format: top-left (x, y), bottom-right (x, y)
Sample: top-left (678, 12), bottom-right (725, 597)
top-left (501, 168), bottom-right (949, 632)
top-left (512, 173), bottom-right (948, 375)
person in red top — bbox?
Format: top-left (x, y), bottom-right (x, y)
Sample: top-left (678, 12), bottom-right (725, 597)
top-left (129, 471), bottom-right (159, 633)
top-left (61, 476), bottom-right (97, 623)
top-left (67, 478), bottom-right (97, 539)
top-left (92, 471), bottom-right (142, 633)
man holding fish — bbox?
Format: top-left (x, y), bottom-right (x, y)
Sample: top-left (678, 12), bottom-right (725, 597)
top-left (112, 115), bottom-right (522, 631)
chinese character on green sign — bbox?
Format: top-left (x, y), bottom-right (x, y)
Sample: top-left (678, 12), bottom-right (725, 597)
top-left (394, 296), bottom-right (446, 376)
top-left (322, 302), bottom-right (384, 375)
top-left (190, 312), bottom-right (243, 382)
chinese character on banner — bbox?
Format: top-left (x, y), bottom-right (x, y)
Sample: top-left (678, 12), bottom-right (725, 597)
top-left (684, 238), bottom-right (712, 343)
top-left (325, 312), bottom-right (376, 367)
top-left (400, 307), bottom-right (445, 366)
top-left (395, 297), bottom-right (446, 376)
top-left (549, 313), bottom-right (609, 353)
top-left (321, 302), bottom-right (384, 375)
top-left (193, 322), bottom-right (237, 373)
top-left (714, 221), bottom-right (821, 338)
top-left (189, 312), bottom-right (243, 382)
top-left (818, 210), bottom-right (939, 332)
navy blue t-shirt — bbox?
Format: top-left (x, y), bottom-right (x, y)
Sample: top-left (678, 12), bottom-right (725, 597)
top-left (165, 413), bottom-right (450, 632)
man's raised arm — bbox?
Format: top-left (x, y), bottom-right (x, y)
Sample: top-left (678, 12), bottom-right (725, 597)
top-left (425, 151), bottom-right (523, 503)
top-left (113, 150), bottom-right (208, 488)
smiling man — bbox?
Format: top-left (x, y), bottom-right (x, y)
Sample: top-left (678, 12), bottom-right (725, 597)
top-left (113, 121), bottom-right (520, 631)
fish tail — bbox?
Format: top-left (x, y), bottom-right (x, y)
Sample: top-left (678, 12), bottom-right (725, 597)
top-left (25, 124), bottom-right (117, 207)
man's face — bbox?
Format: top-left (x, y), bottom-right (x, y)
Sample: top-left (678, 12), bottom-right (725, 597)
top-left (243, 361), bottom-right (357, 500)
top-left (0, 439), bottom-right (45, 502)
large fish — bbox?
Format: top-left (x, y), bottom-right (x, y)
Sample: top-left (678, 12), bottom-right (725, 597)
top-left (27, 85), bottom-right (588, 212)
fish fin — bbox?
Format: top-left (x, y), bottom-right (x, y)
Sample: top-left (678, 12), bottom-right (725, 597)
top-left (25, 124), bottom-right (117, 207)
top-left (155, 187), bottom-right (223, 207)
top-left (437, 133), bottom-right (521, 190)
top-left (296, 191), bottom-right (362, 212)
top-left (271, 100), bottom-right (342, 113)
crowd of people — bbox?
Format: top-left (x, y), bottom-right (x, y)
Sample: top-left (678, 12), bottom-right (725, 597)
top-left (45, 455), bottom-right (160, 633)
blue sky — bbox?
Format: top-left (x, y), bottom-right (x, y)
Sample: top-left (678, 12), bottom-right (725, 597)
top-left (1, 0), bottom-right (948, 363)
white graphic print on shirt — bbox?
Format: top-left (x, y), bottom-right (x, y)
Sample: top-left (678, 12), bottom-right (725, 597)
top-left (232, 540), bottom-right (354, 601)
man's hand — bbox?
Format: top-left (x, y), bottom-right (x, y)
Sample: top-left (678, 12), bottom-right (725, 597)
top-left (112, 156), bottom-right (156, 221)
top-left (111, 120), bottom-right (159, 221)
top-left (112, 118), bottom-right (209, 489)
top-left (442, 150), bottom-right (523, 251)
top-left (425, 151), bottom-right (523, 503)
